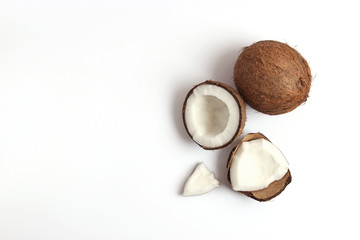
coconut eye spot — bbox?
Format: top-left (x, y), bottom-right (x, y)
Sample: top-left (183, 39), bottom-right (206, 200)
top-left (192, 95), bottom-right (229, 137)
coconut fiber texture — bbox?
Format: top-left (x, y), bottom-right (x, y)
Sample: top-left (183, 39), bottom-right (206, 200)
top-left (234, 40), bottom-right (312, 115)
top-left (227, 133), bottom-right (292, 201)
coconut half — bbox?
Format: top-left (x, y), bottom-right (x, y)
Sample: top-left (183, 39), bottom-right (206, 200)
top-left (182, 80), bottom-right (246, 150)
top-left (227, 133), bottom-right (291, 201)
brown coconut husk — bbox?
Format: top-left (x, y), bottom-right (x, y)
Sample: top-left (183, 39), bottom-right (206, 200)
top-left (234, 40), bottom-right (312, 115)
top-left (227, 133), bottom-right (292, 201)
top-left (182, 80), bottom-right (246, 150)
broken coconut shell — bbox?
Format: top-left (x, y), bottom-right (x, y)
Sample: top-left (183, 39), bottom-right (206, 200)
top-left (182, 80), bottom-right (246, 150)
top-left (227, 133), bottom-right (292, 201)
top-left (234, 40), bottom-right (312, 115)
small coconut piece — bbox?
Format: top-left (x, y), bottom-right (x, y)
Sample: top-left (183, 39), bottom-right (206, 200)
top-left (234, 40), bottom-right (312, 115)
top-left (227, 133), bottom-right (291, 201)
top-left (183, 80), bottom-right (246, 150)
top-left (183, 162), bottom-right (220, 196)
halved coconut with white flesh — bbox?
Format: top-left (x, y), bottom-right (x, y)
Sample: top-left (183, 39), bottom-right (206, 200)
top-left (183, 162), bottom-right (220, 196)
top-left (227, 133), bottom-right (291, 201)
top-left (182, 80), bottom-right (246, 150)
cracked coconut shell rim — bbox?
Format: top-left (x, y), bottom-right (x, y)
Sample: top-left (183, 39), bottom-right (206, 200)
top-left (182, 80), bottom-right (246, 150)
top-left (227, 133), bottom-right (292, 201)
top-left (234, 40), bottom-right (312, 115)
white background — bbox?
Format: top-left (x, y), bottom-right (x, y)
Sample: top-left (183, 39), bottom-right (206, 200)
top-left (0, 0), bottom-right (359, 239)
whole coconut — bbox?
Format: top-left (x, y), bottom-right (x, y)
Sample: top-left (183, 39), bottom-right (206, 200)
top-left (234, 40), bottom-right (312, 115)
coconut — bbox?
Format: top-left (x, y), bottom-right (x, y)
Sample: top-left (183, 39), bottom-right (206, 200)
top-left (182, 80), bottom-right (246, 150)
top-left (234, 40), bottom-right (312, 115)
top-left (227, 133), bottom-right (291, 201)
top-left (183, 162), bottom-right (220, 196)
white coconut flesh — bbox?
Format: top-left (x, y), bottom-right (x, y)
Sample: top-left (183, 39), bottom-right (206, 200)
top-left (183, 162), bottom-right (220, 196)
top-left (185, 84), bottom-right (240, 148)
top-left (230, 138), bottom-right (289, 191)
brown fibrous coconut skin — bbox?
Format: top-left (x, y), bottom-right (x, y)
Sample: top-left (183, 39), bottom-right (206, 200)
top-left (182, 80), bottom-right (246, 150)
top-left (227, 133), bottom-right (292, 201)
top-left (234, 40), bottom-right (312, 115)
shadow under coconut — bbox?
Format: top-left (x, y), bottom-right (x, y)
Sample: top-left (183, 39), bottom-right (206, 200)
top-left (172, 80), bottom-right (197, 143)
top-left (211, 44), bottom-right (247, 87)
top-left (174, 42), bottom-right (248, 143)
